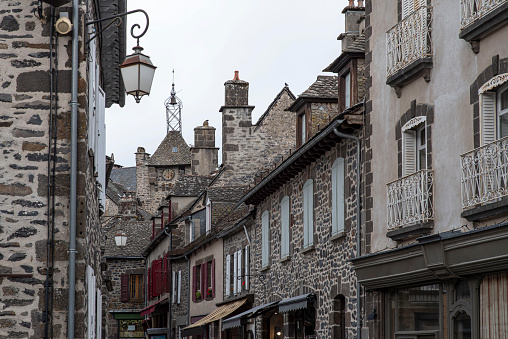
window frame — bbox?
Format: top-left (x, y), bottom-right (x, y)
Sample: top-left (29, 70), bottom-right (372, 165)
top-left (402, 116), bottom-right (427, 176)
top-left (331, 158), bottom-right (345, 236)
top-left (280, 196), bottom-right (290, 259)
top-left (261, 210), bottom-right (270, 268)
top-left (130, 274), bottom-right (144, 302)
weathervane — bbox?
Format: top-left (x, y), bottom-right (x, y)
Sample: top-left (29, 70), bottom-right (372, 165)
top-left (164, 70), bottom-right (183, 133)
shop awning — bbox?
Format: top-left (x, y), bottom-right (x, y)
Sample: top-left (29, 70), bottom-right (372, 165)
top-left (181, 298), bottom-right (247, 337)
top-left (140, 298), bottom-right (168, 317)
top-left (279, 293), bottom-right (316, 313)
top-left (222, 301), bottom-right (279, 330)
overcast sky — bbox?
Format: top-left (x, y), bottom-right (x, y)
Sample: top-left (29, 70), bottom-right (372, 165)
top-left (106, 0), bottom-right (347, 167)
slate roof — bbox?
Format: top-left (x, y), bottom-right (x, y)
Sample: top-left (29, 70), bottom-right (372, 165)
top-left (103, 214), bottom-right (152, 257)
top-left (322, 34), bottom-right (365, 73)
top-left (110, 166), bottom-right (137, 192)
top-left (99, 0), bottom-right (126, 108)
top-left (146, 131), bottom-right (192, 166)
top-left (344, 34), bottom-right (365, 53)
top-left (106, 180), bottom-right (128, 205)
top-left (207, 186), bottom-right (249, 202)
top-left (167, 175), bottom-right (214, 197)
top-left (299, 75), bottom-right (338, 99)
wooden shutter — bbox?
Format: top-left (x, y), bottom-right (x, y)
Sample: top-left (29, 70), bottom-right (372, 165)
top-left (225, 255), bottom-right (231, 297)
top-left (303, 179), bottom-right (314, 248)
top-left (233, 252), bottom-right (238, 294)
top-left (237, 250), bottom-right (242, 292)
top-left (177, 271), bottom-right (182, 304)
top-left (121, 274), bottom-right (129, 302)
top-left (403, 130), bottom-right (417, 176)
top-left (281, 196), bottom-right (290, 257)
top-left (212, 259), bottom-right (216, 298)
top-left (192, 266), bottom-right (197, 301)
top-left (172, 271), bottom-right (177, 303)
top-left (262, 211), bottom-right (269, 267)
top-left (481, 92), bottom-right (497, 145)
top-left (245, 246), bottom-right (249, 290)
top-left (332, 158), bottom-right (345, 235)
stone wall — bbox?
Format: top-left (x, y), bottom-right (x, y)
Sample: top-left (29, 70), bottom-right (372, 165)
top-left (0, 1), bottom-right (104, 338)
top-left (309, 102), bottom-right (339, 138)
top-left (251, 136), bottom-right (362, 338)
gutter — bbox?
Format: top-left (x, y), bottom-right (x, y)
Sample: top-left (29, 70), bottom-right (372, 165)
top-left (239, 118), bottom-right (344, 206)
top-left (67, 0), bottom-right (79, 338)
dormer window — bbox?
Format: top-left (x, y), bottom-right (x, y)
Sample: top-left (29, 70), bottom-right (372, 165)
top-left (344, 72), bottom-right (351, 109)
top-left (300, 113), bottom-right (306, 144)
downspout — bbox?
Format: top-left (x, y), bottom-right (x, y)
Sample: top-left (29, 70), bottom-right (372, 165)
top-left (67, 0), bottom-right (79, 338)
top-left (163, 227), bottom-right (173, 338)
top-left (333, 128), bottom-right (362, 336)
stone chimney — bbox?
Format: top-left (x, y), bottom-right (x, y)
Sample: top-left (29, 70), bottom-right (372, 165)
top-left (219, 71), bottom-right (254, 169)
top-left (191, 120), bottom-right (219, 175)
top-left (118, 192), bottom-right (137, 216)
top-left (339, 1), bottom-right (365, 52)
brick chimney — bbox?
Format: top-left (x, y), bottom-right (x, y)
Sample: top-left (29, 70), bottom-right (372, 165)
top-left (191, 120), bottom-right (219, 175)
top-left (135, 147), bottom-right (150, 209)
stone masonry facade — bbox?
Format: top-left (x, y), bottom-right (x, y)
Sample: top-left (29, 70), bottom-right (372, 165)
top-left (0, 1), bottom-right (105, 338)
top-left (252, 136), bottom-right (362, 338)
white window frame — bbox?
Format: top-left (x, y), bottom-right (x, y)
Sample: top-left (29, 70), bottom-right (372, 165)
top-left (244, 246), bottom-right (249, 290)
top-left (233, 251), bottom-right (238, 295)
top-left (225, 255), bottom-right (231, 297)
top-left (332, 158), bottom-right (345, 236)
top-left (236, 249), bottom-right (242, 293)
top-left (301, 113), bottom-right (306, 144)
top-left (205, 199), bottom-right (212, 233)
top-left (345, 72), bottom-right (351, 109)
top-left (261, 210), bottom-right (270, 268)
top-left (280, 196), bottom-right (290, 258)
top-left (303, 179), bottom-right (314, 248)
top-left (402, 116), bottom-right (427, 176)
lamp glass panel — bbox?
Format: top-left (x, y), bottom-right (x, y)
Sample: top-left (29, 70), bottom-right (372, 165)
top-left (120, 64), bottom-right (140, 94)
top-left (139, 64), bottom-right (155, 94)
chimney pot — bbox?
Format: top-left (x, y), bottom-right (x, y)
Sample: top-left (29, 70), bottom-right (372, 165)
top-left (358, 0), bottom-right (364, 6)
top-left (349, 0), bottom-right (354, 6)
top-left (233, 71), bottom-right (240, 81)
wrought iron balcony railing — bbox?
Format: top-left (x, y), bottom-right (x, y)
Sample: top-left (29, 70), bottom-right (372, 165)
top-left (461, 136), bottom-right (508, 209)
top-left (460, 0), bottom-right (508, 30)
top-left (386, 6), bottom-right (433, 78)
top-left (387, 170), bottom-right (434, 230)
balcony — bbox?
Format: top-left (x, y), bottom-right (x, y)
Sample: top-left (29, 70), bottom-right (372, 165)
top-left (460, 0), bottom-right (508, 50)
top-left (387, 170), bottom-right (434, 240)
top-left (461, 137), bottom-right (508, 220)
top-left (386, 6), bottom-right (433, 91)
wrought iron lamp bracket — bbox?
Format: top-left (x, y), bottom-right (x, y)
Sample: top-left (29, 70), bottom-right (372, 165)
top-left (85, 9), bottom-right (149, 45)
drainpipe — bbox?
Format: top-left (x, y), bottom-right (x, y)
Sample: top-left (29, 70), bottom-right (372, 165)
top-left (163, 227), bottom-right (173, 338)
top-left (333, 128), bottom-right (362, 337)
top-left (67, 0), bottom-right (79, 338)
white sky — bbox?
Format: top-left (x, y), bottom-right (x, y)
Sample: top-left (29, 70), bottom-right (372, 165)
top-left (106, 0), bottom-right (347, 167)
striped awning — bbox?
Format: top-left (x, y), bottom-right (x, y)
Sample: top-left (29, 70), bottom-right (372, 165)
top-left (279, 293), bottom-right (316, 313)
top-left (181, 298), bottom-right (247, 337)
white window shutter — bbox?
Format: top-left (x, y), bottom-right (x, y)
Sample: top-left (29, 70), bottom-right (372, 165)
top-left (177, 271), bottom-right (181, 304)
top-left (233, 252), bottom-right (238, 294)
top-left (96, 87), bottom-right (106, 206)
top-left (172, 271), bottom-right (177, 303)
top-left (225, 255), bottom-right (231, 297)
top-left (303, 180), bottom-right (314, 248)
top-left (87, 266), bottom-right (96, 339)
top-left (402, 0), bottom-right (413, 19)
top-left (244, 246), bottom-right (249, 290)
top-left (96, 288), bottom-right (102, 339)
top-left (332, 158), bottom-right (345, 235)
top-left (403, 130), bottom-right (417, 176)
top-left (262, 211), bottom-right (269, 267)
top-left (281, 196), bottom-right (290, 257)
top-left (237, 250), bottom-right (242, 292)
top-left (481, 92), bottom-right (497, 145)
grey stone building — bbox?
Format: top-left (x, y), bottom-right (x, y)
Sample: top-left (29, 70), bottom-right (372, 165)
top-left (0, 0), bottom-right (126, 338)
top-left (351, 0), bottom-right (508, 337)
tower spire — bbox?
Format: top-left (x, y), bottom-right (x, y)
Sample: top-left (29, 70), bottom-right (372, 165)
top-left (164, 69), bottom-right (183, 133)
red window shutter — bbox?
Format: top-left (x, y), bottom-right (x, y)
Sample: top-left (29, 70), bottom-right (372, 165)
top-left (166, 255), bottom-right (171, 293)
top-left (212, 259), bottom-right (215, 298)
top-left (162, 257), bottom-right (167, 293)
top-left (192, 266), bottom-right (197, 302)
top-left (152, 263), bottom-right (157, 297)
top-left (121, 274), bottom-right (129, 302)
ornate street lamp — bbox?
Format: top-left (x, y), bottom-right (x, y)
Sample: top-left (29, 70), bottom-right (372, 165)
top-left (86, 9), bottom-right (156, 103)
top-left (114, 230), bottom-right (127, 247)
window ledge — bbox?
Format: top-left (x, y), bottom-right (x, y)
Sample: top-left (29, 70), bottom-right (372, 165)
top-left (330, 231), bottom-right (345, 241)
top-left (386, 222), bottom-right (433, 241)
top-left (461, 196), bottom-right (508, 222)
top-left (280, 255), bottom-right (291, 263)
top-left (260, 265), bottom-right (270, 272)
top-left (386, 57), bottom-right (432, 90)
top-left (302, 244), bottom-right (315, 254)
top-left (459, 2), bottom-right (508, 44)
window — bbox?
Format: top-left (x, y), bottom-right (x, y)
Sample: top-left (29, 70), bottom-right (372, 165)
top-left (244, 246), bottom-right (250, 290)
top-left (194, 265), bottom-right (201, 301)
top-left (344, 72), bottom-right (351, 109)
top-left (226, 254), bottom-right (231, 297)
top-left (299, 113), bottom-right (306, 145)
top-left (280, 196), bottom-right (290, 258)
top-left (402, 116), bottom-right (427, 176)
top-left (402, 0), bottom-right (426, 20)
top-left (387, 284), bottom-right (441, 337)
top-left (303, 179), bottom-right (314, 248)
top-left (481, 84), bottom-right (508, 145)
top-left (173, 147), bottom-right (178, 152)
top-left (179, 166), bottom-right (185, 175)
top-left (206, 199), bottom-right (211, 233)
top-left (480, 273), bottom-right (508, 338)
top-left (193, 260), bottom-right (215, 302)
top-left (130, 275), bottom-right (143, 301)
top-left (262, 210), bottom-right (270, 268)
top-left (172, 270), bottom-right (181, 304)
top-left (331, 158), bottom-right (345, 236)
